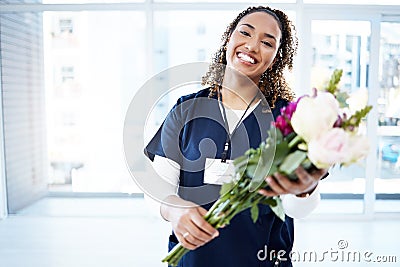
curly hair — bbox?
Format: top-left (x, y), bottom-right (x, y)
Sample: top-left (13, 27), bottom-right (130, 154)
top-left (201, 6), bottom-right (298, 107)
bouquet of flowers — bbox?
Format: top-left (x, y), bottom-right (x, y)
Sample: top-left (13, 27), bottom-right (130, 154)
top-left (162, 69), bottom-right (372, 266)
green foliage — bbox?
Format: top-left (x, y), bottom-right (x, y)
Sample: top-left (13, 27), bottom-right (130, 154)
top-left (342, 105), bottom-right (373, 129)
top-left (324, 69), bottom-right (349, 108)
top-left (259, 197), bottom-right (277, 207)
top-left (325, 69), bottom-right (343, 94)
top-left (269, 196), bottom-right (285, 221)
top-left (248, 142), bottom-right (275, 192)
top-left (220, 181), bottom-right (235, 196)
top-left (250, 203), bottom-right (259, 223)
top-left (279, 150), bottom-right (307, 175)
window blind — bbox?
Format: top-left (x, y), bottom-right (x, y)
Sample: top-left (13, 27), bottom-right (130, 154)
top-left (0, 8), bottom-right (48, 213)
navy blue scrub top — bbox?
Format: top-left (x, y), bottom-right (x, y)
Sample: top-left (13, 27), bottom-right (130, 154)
top-left (145, 88), bottom-right (294, 267)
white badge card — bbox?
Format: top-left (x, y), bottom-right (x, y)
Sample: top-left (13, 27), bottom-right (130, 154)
top-left (204, 158), bottom-right (235, 185)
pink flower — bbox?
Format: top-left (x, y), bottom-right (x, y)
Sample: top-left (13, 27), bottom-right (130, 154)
top-left (274, 101), bottom-right (297, 136)
top-left (274, 115), bottom-right (292, 136)
top-left (342, 134), bottom-right (370, 165)
top-left (307, 128), bottom-right (349, 169)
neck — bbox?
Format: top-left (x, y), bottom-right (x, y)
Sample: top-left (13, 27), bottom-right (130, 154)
top-left (221, 71), bottom-right (260, 110)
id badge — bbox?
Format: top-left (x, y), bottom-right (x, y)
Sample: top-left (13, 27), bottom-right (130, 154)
top-left (203, 158), bottom-right (235, 185)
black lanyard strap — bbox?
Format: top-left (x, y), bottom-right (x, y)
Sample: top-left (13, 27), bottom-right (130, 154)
top-left (218, 89), bottom-right (259, 162)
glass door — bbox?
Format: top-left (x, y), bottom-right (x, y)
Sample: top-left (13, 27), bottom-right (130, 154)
top-left (375, 19), bottom-right (400, 212)
top-left (43, 11), bottom-right (146, 193)
top-left (310, 20), bottom-right (371, 214)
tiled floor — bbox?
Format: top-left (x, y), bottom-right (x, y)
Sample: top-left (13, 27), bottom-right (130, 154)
top-left (0, 197), bottom-right (399, 267)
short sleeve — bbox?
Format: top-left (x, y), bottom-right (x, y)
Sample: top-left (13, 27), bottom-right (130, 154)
top-left (144, 99), bottom-right (183, 165)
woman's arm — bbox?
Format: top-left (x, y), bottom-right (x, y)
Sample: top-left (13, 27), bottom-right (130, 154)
top-left (280, 184), bottom-right (321, 219)
top-left (143, 156), bottom-right (180, 218)
top-left (145, 155), bottom-right (219, 250)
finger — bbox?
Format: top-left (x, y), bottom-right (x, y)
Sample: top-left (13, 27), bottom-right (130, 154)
top-left (272, 172), bottom-right (297, 192)
top-left (266, 175), bottom-right (286, 195)
top-left (313, 168), bottom-right (328, 179)
top-left (196, 207), bottom-right (221, 234)
top-left (184, 223), bottom-right (217, 245)
top-left (180, 228), bottom-right (206, 246)
top-left (190, 208), bottom-right (219, 239)
top-left (258, 188), bottom-right (278, 197)
top-left (195, 207), bottom-right (219, 235)
top-left (197, 207), bottom-right (208, 217)
top-left (178, 232), bottom-right (198, 250)
top-left (294, 166), bottom-right (314, 185)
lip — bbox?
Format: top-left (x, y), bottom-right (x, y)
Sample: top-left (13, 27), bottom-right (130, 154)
top-left (236, 51), bottom-right (258, 65)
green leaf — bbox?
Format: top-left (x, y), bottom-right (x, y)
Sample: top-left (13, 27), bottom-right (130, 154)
top-left (249, 142), bottom-right (276, 192)
top-left (279, 150), bottom-right (307, 175)
top-left (219, 181), bottom-right (235, 196)
top-left (245, 163), bottom-right (257, 178)
top-left (301, 158), bottom-right (312, 170)
top-left (250, 203), bottom-right (259, 223)
top-left (236, 165), bottom-right (246, 179)
top-left (269, 127), bottom-right (283, 144)
top-left (270, 196), bottom-right (285, 221)
top-left (259, 197), bottom-right (277, 207)
top-left (268, 165), bottom-right (278, 176)
top-left (285, 132), bottom-right (297, 143)
top-left (233, 154), bottom-right (249, 169)
top-left (273, 141), bottom-right (289, 165)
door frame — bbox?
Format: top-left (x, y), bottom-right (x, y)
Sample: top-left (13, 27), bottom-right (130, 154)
top-left (0, 61), bottom-right (8, 220)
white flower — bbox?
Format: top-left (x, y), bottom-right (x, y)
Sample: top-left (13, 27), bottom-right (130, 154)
top-left (346, 88), bottom-right (368, 115)
top-left (341, 134), bottom-right (370, 165)
top-left (291, 92), bottom-right (340, 142)
top-left (308, 128), bottom-right (349, 169)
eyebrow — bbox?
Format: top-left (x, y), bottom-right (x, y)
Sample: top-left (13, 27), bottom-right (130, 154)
top-left (240, 23), bottom-right (277, 42)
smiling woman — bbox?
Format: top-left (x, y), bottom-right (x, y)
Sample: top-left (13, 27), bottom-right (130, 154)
top-left (225, 12), bottom-right (281, 84)
top-left (144, 5), bottom-right (322, 267)
top-left (203, 6), bottom-right (297, 109)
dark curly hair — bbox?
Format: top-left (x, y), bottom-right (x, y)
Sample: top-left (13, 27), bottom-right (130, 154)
top-left (201, 6), bottom-right (298, 107)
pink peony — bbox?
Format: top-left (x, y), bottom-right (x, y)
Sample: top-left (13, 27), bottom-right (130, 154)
top-left (342, 134), bottom-right (370, 165)
top-left (307, 128), bottom-right (349, 169)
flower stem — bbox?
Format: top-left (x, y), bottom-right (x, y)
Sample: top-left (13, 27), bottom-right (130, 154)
top-left (288, 135), bottom-right (302, 149)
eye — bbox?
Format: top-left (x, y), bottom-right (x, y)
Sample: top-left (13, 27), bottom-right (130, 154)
top-left (261, 41), bottom-right (273, 47)
top-left (239, 30), bottom-right (250, 37)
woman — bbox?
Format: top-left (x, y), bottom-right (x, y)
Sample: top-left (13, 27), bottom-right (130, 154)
top-left (145, 6), bottom-right (327, 267)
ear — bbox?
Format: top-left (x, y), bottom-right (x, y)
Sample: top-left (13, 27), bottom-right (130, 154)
top-left (269, 58), bottom-right (278, 70)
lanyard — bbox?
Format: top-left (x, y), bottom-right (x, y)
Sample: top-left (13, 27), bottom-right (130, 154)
top-left (218, 90), bottom-right (259, 163)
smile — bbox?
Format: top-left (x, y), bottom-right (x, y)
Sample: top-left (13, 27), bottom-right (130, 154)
top-left (237, 52), bottom-right (257, 64)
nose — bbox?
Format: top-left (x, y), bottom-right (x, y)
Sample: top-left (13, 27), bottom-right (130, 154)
top-left (245, 38), bottom-right (259, 52)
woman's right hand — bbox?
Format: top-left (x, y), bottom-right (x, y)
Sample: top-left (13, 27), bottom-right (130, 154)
top-left (161, 195), bottom-right (219, 250)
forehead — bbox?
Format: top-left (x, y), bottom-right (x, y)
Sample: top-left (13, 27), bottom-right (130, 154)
top-left (237, 11), bottom-right (281, 36)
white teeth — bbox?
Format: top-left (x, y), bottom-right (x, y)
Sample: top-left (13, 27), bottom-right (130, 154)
top-left (238, 52), bottom-right (255, 64)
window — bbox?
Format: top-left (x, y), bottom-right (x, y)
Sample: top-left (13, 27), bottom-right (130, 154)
top-left (59, 18), bottom-right (73, 34)
top-left (44, 11), bottom-right (146, 193)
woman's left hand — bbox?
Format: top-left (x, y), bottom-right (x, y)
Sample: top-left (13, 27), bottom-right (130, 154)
top-left (258, 166), bottom-right (327, 197)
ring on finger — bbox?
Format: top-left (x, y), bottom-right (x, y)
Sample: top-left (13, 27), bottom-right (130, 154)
top-left (183, 232), bottom-right (190, 239)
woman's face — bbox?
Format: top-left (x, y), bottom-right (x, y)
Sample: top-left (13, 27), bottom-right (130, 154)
top-left (225, 11), bottom-right (282, 84)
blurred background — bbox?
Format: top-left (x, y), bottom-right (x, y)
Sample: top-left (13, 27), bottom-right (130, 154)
top-left (0, 1), bottom-right (399, 266)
